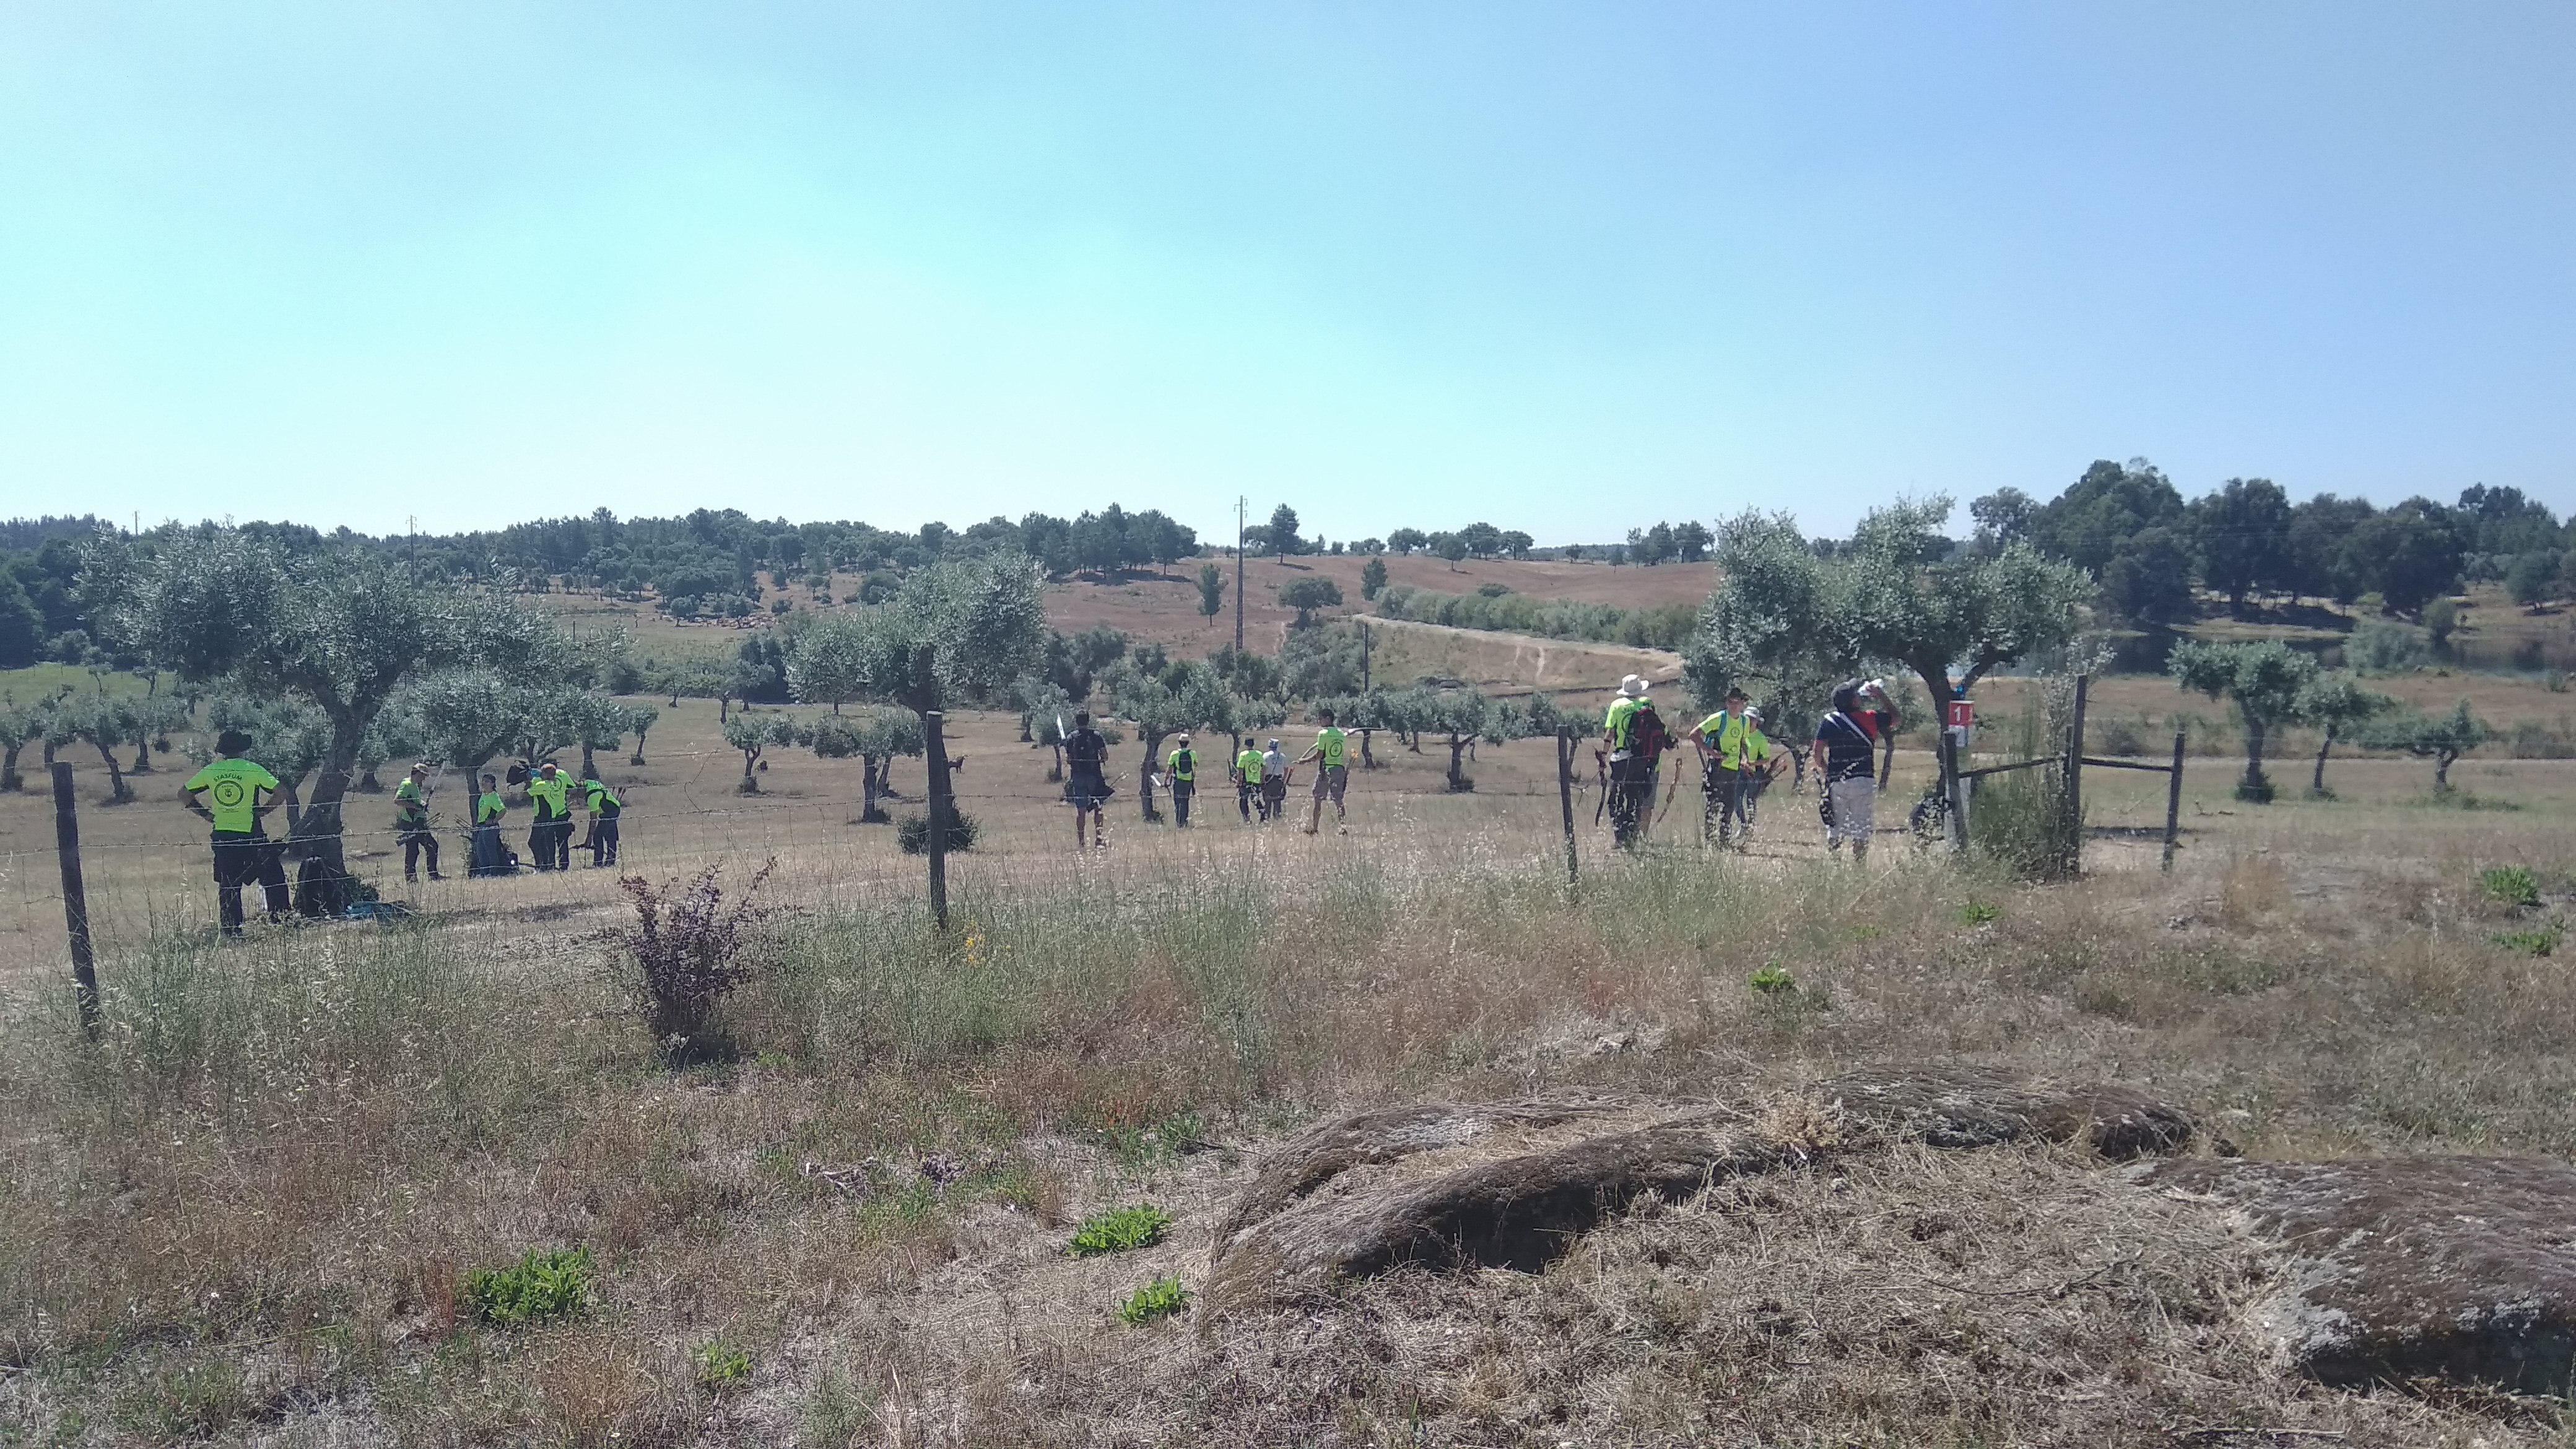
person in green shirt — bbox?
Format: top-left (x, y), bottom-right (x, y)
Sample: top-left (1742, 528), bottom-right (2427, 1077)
top-left (468, 772), bottom-right (513, 876)
top-left (393, 761), bottom-right (443, 882)
top-left (526, 760), bottom-right (572, 871)
top-left (1693, 687), bottom-right (1772, 851)
top-left (182, 729), bottom-right (290, 936)
top-left (1164, 733), bottom-right (1198, 828)
top-left (579, 776), bottom-right (622, 867)
top-left (1233, 742), bottom-right (1264, 823)
top-left (1297, 708), bottom-right (1351, 835)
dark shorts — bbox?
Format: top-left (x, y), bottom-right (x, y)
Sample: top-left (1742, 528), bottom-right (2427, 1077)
top-left (1067, 772), bottom-right (1110, 809)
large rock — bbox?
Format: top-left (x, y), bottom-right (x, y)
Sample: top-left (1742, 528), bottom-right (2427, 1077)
top-left (1203, 1071), bottom-right (2197, 1318)
top-left (2156, 1156), bottom-right (2576, 1395)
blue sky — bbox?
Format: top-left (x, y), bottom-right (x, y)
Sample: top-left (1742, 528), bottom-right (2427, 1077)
top-left (2, 2), bottom-right (2570, 544)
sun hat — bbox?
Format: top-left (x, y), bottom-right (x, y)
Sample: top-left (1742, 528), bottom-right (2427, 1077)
top-left (1618, 675), bottom-right (1647, 698)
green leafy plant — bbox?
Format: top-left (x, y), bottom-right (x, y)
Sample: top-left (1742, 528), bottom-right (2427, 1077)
top-left (695, 1338), bottom-right (753, 1390)
top-left (2492, 925), bottom-right (2561, 957)
top-left (1747, 964), bottom-right (1796, 994)
top-left (2480, 866), bottom-right (2543, 911)
top-left (1959, 900), bottom-right (2002, 925)
top-left (1118, 1276), bottom-right (1190, 1325)
top-left (1069, 1204), bottom-right (1173, 1258)
top-left (464, 1247), bottom-right (593, 1326)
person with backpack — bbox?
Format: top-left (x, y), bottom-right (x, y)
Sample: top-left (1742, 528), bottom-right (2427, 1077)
top-left (1603, 675), bottom-right (1671, 849)
top-left (1164, 733), bottom-right (1198, 828)
top-left (1063, 711), bottom-right (1111, 850)
top-left (1813, 682), bottom-right (1882, 863)
top-left (1260, 738), bottom-right (1291, 824)
top-left (1694, 688), bottom-right (1770, 851)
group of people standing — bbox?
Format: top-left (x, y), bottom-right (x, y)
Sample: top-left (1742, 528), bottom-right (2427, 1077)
top-left (1600, 672), bottom-right (1897, 860)
top-left (1055, 707), bottom-right (1354, 851)
top-left (181, 734), bottom-right (629, 936)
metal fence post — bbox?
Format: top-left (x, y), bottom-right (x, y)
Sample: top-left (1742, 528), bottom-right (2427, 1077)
top-left (2162, 731), bottom-right (2187, 872)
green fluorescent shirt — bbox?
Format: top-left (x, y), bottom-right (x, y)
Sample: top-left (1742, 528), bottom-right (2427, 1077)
top-left (185, 758), bottom-right (281, 833)
top-left (1235, 749), bottom-right (1263, 784)
top-left (1604, 697), bottom-right (1642, 748)
top-left (528, 775), bottom-right (570, 820)
top-left (1695, 713), bottom-right (1772, 770)
top-left (1167, 748), bottom-right (1194, 783)
top-left (394, 777), bottom-right (430, 822)
top-left (1315, 727), bottom-right (1347, 768)
top-left (476, 791), bottom-right (507, 825)
top-left (585, 782), bottom-right (620, 813)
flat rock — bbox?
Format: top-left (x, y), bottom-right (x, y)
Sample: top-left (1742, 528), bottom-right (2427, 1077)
top-left (2155, 1155), bottom-right (2576, 1395)
top-left (1204, 1071), bottom-right (2197, 1319)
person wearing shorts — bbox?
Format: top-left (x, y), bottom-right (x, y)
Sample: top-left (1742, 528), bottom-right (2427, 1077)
top-left (1813, 683), bottom-right (1880, 863)
top-left (1297, 709), bottom-right (1350, 835)
top-left (1064, 711), bottom-right (1110, 850)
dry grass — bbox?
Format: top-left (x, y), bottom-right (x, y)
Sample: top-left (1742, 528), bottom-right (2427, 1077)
top-left (6, 682), bottom-right (2576, 1442)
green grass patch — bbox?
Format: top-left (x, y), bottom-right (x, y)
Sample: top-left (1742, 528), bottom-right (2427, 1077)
top-left (695, 1338), bottom-right (753, 1390)
top-left (2492, 926), bottom-right (2561, 957)
top-left (1747, 964), bottom-right (1796, 994)
top-left (1068, 1204), bottom-right (1173, 1257)
top-left (2480, 865), bottom-right (2543, 910)
top-left (464, 1247), bottom-right (594, 1326)
top-left (1118, 1276), bottom-right (1190, 1325)
top-left (1959, 900), bottom-right (2002, 925)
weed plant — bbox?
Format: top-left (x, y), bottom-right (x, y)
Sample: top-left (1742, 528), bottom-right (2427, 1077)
top-left (464, 1247), bottom-right (593, 1326)
top-left (1118, 1276), bottom-right (1190, 1325)
top-left (2480, 865), bottom-right (2543, 910)
top-left (1068, 1204), bottom-right (1173, 1256)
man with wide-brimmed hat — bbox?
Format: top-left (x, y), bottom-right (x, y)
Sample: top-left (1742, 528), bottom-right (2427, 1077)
top-left (183, 728), bottom-right (291, 935)
top-left (1603, 674), bottom-right (1671, 848)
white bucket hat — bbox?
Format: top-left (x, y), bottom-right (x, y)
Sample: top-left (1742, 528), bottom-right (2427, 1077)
top-left (1617, 674), bottom-right (1648, 698)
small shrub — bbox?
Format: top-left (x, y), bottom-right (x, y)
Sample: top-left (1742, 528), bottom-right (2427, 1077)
top-left (695, 1339), bottom-right (753, 1390)
top-left (1118, 1276), bottom-right (1190, 1325)
top-left (1747, 964), bottom-right (1795, 994)
top-left (1959, 900), bottom-right (2001, 925)
top-left (2492, 926), bottom-right (2561, 957)
top-left (1474, 581), bottom-right (1512, 598)
top-left (1069, 1204), bottom-right (1173, 1257)
top-left (2481, 866), bottom-right (2543, 911)
top-left (465, 1247), bottom-right (594, 1326)
top-left (602, 860), bottom-right (778, 1053)
top-left (897, 809), bottom-right (979, 855)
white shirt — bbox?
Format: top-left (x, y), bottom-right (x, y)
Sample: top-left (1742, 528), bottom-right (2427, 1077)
top-left (1261, 748), bottom-right (1287, 779)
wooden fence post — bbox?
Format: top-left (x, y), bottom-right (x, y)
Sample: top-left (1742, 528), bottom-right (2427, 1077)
top-left (2063, 673), bottom-right (2089, 877)
top-left (2162, 731), bottom-right (2187, 872)
top-left (51, 762), bottom-right (100, 1038)
top-left (1556, 733), bottom-right (1579, 890)
top-left (923, 710), bottom-right (952, 930)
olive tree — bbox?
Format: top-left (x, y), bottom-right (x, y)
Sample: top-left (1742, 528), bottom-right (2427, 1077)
top-left (811, 707), bottom-right (923, 822)
top-left (51, 693), bottom-right (147, 804)
top-left (836, 552), bottom-right (1045, 923)
top-left (0, 695), bottom-right (60, 792)
top-left (2293, 670), bottom-right (2393, 797)
top-left (97, 531), bottom-right (557, 910)
top-left (1109, 657), bottom-right (1235, 822)
top-left (2169, 639), bottom-right (2317, 803)
top-left (722, 710), bottom-right (806, 793)
top-left (2369, 699), bottom-right (2492, 790)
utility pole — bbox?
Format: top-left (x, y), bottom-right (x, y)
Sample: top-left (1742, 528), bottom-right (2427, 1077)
top-left (1234, 495), bottom-right (1245, 654)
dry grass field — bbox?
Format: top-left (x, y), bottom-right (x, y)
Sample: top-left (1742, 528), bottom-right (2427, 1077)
top-left (6, 675), bottom-right (2576, 1445)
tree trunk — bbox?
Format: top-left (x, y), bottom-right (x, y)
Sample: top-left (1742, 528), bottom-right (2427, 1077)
top-left (1046, 741), bottom-right (1063, 783)
top-left (1, 742), bottom-right (20, 792)
top-left (2243, 719), bottom-right (2267, 793)
top-left (289, 731), bottom-right (362, 916)
top-left (2312, 729), bottom-right (2334, 794)
top-left (2435, 749), bottom-right (2455, 788)
top-left (739, 751), bottom-right (759, 792)
top-left (282, 777), bottom-right (305, 835)
top-left (581, 741), bottom-right (598, 780)
top-left (1360, 729), bottom-right (1376, 769)
top-left (94, 743), bottom-right (133, 804)
top-left (131, 738), bottom-right (153, 773)
top-left (861, 754), bottom-right (885, 822)
top-left (1447, 735), bottom-right (1469, 791)
top-left (719, 694), bottom-right (733, 723)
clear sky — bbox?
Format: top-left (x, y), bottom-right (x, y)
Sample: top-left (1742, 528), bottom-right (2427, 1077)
top-left (3, 2), bottom-right (2570, 544)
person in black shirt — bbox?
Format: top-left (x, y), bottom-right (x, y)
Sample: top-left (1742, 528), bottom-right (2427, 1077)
top-left (1812, 682), bottom-right (1881, 863)
top-left (1063, 711), bottom-right (1111, 851)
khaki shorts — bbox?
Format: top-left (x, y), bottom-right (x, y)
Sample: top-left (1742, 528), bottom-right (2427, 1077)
top-left (1311, 765), bottom-right (1347, 801)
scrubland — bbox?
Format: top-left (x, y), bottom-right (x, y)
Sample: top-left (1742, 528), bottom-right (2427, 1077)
top-left (4, 693), bottom-right (2576, 1445)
